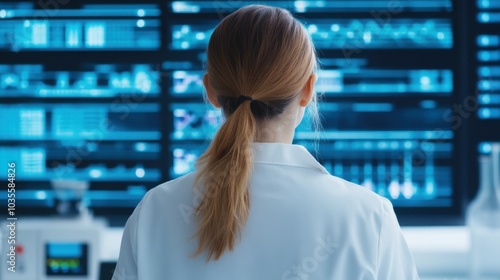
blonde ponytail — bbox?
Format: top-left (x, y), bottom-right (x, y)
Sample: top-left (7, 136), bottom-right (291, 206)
top-left (193, 4), bottom-right (317, 261)
top-left (193, 100), bottom-right (255, 261)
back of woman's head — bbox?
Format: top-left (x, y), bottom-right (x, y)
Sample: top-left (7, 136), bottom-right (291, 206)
top-left (193, 5), bottom-right (317, 261)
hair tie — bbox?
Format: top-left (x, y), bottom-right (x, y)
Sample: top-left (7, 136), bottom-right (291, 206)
top-left (237, 95), bottom-right (254, 105)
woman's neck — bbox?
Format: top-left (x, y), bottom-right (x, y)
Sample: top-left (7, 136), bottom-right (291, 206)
top-left (254, 119), bottom-right (295, 144)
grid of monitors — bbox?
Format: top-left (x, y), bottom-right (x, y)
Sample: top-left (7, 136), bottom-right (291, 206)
top-left (0, 3), bottom-right (160, 51)
top-left (167, 0), bottom-right (458, 209)
top-left (0, 2), bottom-right (162, 215)
top-left (476, 0), bottom-right (500, 120)
top-left (473, 0), bottom-right (500, 199)
top-left (0, 0), bottom-right (476, 221)
top-left (0, 63), bottom-right (162, 212)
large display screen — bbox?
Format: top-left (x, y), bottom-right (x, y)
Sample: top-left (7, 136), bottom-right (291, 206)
top-left (475, 0), bottom-right (500, 119)
top-left (167, 0), bottom-right (457, 209)
top-left (0, 3), bottom-right (160, 51)
top-left (0, 0), bottom-right (484, 222)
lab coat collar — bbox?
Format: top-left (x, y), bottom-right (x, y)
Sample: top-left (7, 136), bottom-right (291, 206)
top-left (252, 142), bottom-right (329, 174)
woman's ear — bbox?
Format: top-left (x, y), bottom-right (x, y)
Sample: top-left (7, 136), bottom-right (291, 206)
top-left (299, 73), bottom-right (317, 107)
top-left (203, 74), bottom-right (221, 108)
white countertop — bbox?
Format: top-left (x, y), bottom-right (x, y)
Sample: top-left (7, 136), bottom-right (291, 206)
top-left (403, 227), bottom-right (470, 278)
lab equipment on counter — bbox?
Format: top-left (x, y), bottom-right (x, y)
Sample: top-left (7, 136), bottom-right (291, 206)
top-left (51, 179), bottom-right (89, 216)
top-left (0, 216), bottom-right (106, 280)
top-left (467, 143), bottom-right (500, 279)
top-left (1, 179), bottom-right (105, 280)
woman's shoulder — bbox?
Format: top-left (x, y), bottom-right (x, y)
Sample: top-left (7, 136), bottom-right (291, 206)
top-left (305, 172), bottom-right (385, 200)
top-left (153, 172), bottom-right (198, 193)
top-left (304, 173), bottom-right (390, 218)
top-left (138, 172), bottom-right (198, 207)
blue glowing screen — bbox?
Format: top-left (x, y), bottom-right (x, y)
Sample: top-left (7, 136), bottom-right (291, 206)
top-left (46, 243), bottom-right (88, 276)
top-left (165, 0), bottom-right (457, 209)
top-left (476, 0), bottom-right (500, 120)
top-left (0, 4), bottom-right (160, 51)
top-left (0, 0), bottom-right (483, 218)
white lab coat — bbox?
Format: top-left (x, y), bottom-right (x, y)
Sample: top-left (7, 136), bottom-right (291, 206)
top-left (112, 142), bottom-right (419, 280)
